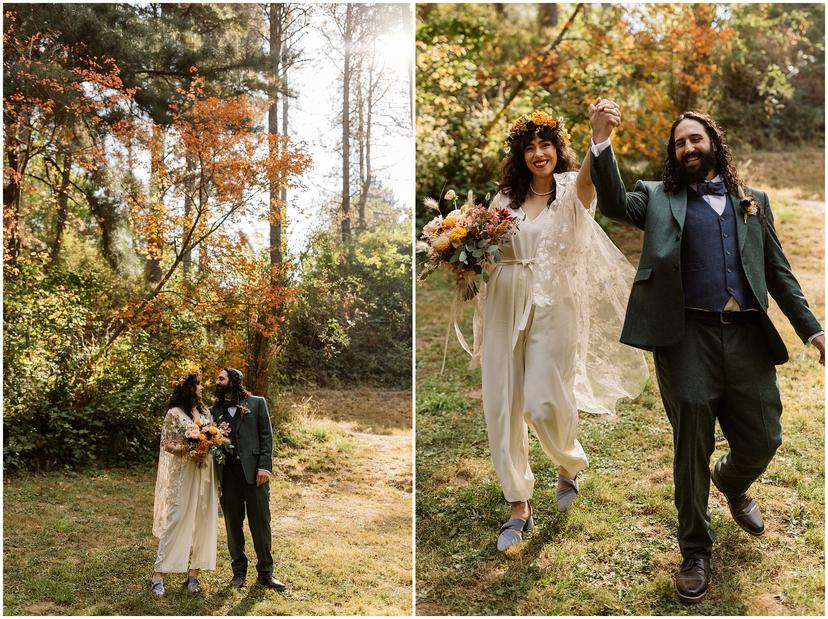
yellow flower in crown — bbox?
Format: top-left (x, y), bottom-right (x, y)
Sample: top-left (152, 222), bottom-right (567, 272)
top-left (530, 111), bottom-right (556, 127)
top-left (505, 111), bottom-right (569, 152)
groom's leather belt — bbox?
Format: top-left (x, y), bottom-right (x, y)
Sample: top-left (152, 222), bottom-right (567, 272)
top-left (685, 308), bottom-right (761, 326)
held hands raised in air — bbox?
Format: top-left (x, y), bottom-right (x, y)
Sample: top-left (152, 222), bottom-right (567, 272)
top-left (588, 98), bottom-right (621, 143)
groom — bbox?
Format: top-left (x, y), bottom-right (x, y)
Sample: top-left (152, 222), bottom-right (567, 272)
top-left (212, 368), bottom-right (286, 591)
top-left (588, 102), bottom-right (824, 603)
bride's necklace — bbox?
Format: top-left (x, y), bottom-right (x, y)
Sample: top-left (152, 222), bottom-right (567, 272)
top-left (530, 181), bottom-right (554, 196)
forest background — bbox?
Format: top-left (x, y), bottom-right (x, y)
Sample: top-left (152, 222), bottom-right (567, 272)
top-left (3, 3), bottom-right (413, 472)
top-left (416, 3), bottom-right (824, 224)
top-left (416, 3), bottom-right (824, 615)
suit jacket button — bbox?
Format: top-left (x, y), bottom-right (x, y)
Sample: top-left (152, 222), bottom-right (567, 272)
top-left (675, 233), bottom-right (681, 241)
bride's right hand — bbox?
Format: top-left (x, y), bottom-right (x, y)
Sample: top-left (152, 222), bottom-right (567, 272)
top-left (588, 98), bottom-right (621, 142)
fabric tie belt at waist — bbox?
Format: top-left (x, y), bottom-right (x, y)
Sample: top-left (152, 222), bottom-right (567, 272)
top-left (497, 258), bottom-right (536, 269)
top-left (685, 308), bottom-right (760, 325)
top-left (443, 258), bottom-right (539, 374)
top-left (496, 258), bottom-right (537, 350)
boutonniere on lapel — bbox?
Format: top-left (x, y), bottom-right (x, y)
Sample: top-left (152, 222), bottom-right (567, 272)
top-left (238, 402), bottom-right (250, 418)
top-left (738, 189), bottom-right (760, 225)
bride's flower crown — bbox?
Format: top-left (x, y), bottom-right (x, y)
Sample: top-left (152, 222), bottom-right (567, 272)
top-left (504, 111), bottom-right (570, 152)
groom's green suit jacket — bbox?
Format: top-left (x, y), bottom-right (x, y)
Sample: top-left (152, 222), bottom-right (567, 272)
top-left (211, 395), bottom-right (273, 486)
top-left (591, 146), bottom-right (821, 365)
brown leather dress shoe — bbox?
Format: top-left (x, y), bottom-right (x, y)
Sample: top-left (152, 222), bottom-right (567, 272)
top-left (711, 469), bottom-right (765, 536)
top-left (257, 574), bottom-right (287, 591)
top-left (675, 557), bottom-right (711, 604)
top-left (229, 575), bottom-right (245, 588)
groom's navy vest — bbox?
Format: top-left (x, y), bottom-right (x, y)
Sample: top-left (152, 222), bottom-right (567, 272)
top-left (223, 404), bottom-right (242, 462)
top-left (681, 190), bottom-right (756, 311)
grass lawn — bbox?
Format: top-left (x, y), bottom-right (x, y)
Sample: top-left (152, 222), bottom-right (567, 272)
top-left (4, 389), bottom-right (413, 616)
top-left (415, 149), bottom-right (824, 615)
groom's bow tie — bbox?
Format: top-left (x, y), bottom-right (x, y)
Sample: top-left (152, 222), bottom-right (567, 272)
top-left (697, 180), bottom-right (726, 197)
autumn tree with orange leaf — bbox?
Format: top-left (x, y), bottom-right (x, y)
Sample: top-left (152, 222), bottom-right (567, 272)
top-left (101, 74), bottom-right (311, 367)
top-left (3, 10), bottom-right (138, 273)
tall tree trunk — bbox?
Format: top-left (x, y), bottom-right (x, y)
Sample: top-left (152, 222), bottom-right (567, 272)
top-left (357, 63), bottom-right (373, 232)
top-left (538, 3), bottom-right (559, 29)
top-left (3, 120), bottom-right (28, 274)
top-left (403, 5), bottom-right (414, 126)
top-left (279, 60), bottom-right (288, 244)
top-left (341, 3), bottom-right (353, 245)
top-left (84, 168), bottom-right (122, 272)
top-left (268, 2), bottom-right (283, 268)
top-left (356, 65), bottom-right (365, 233)
top-left (145, 124), bottom-right (165, 283)
top-left (183, 155), bottom-right (195, 277)
top-left (48, 152), bottom-right (72, 269)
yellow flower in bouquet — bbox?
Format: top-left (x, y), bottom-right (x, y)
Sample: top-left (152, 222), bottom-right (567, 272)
top-left (449, 227), bottom-right (468, 244)
top-left (431, 235), bottom-right (451, 252)
top-left (418, 190), bottom-right (520, 300)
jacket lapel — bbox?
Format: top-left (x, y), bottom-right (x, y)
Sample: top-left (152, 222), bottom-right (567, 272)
top-left (729, 192), bottom-right (747, 253)
top-left (235, 396), bottom-right (250, 432)
top-left (669, 187), bottom-right (687, 231)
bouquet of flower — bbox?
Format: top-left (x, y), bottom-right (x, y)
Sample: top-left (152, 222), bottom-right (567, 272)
top-left (182, 418), bottom-right (235, 465)
top-left (418, 190), bottom-right (519, 300)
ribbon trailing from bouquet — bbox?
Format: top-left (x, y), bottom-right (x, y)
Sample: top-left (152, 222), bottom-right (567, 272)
top-left (440, 291), bottom-right (474, 375)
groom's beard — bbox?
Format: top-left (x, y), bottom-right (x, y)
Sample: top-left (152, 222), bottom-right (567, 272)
top-left (215, 384), bottom-right (230, 399)
top-left (678, 149), bottom-right (718, 184)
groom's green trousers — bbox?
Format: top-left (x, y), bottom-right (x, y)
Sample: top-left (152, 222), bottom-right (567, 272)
top-left (220, 458), bottom-right (274, 576)
top-left (652, 316), bottom-right (783, 559)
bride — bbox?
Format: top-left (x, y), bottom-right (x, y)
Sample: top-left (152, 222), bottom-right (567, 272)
top-left (473, 104), bottom-right (649, 551)
top-left (150, 372), bottom-right (218, 595)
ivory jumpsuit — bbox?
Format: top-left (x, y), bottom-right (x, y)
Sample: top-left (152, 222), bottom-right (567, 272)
top-left (481, 199), bottom-right (589, 503)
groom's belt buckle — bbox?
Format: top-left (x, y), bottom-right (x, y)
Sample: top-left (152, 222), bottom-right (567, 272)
top-left (720, 309), bottom-right (760, 325)
top-left (685, 308), bottom-right (758, 326)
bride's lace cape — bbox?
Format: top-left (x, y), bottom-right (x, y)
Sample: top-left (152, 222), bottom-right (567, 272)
top-left (152, 406), bottom-right (214, 537)
top-left (473, 171), bottom-right (648, 414)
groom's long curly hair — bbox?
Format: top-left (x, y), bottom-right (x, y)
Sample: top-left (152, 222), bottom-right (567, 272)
top-left (213, 367), bottom-right (250, 406)
top-left (662, 111), bottom-right (744, 195)
top-left (498, 124), bottom-right (578, 209)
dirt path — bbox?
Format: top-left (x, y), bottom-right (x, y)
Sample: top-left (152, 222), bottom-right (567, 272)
top-left (2, 389), bottom-right (413, 617)
top-left (263, 390), bottom-right (413, 615)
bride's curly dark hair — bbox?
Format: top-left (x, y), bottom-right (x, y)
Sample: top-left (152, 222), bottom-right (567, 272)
top-left (168, 372), bottom-right (208, 420)
top-left (662, 111), bottom-right (744, 196)
top-left (497, 123), bottom-right (579, 210)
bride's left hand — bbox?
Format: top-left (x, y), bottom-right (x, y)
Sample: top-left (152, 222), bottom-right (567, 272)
top-left (588, 98), bottom-right (621, 141)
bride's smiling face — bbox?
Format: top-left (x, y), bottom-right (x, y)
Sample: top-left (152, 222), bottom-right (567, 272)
top-left (523, 133), bottom-right (557, 181)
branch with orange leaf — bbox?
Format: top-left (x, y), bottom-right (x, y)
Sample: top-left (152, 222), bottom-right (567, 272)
top-left (88, 75), bottom-right (311, 371)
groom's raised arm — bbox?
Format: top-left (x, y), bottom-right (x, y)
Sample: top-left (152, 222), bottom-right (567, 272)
top-left (588, 100), bottom-right (649, 229)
